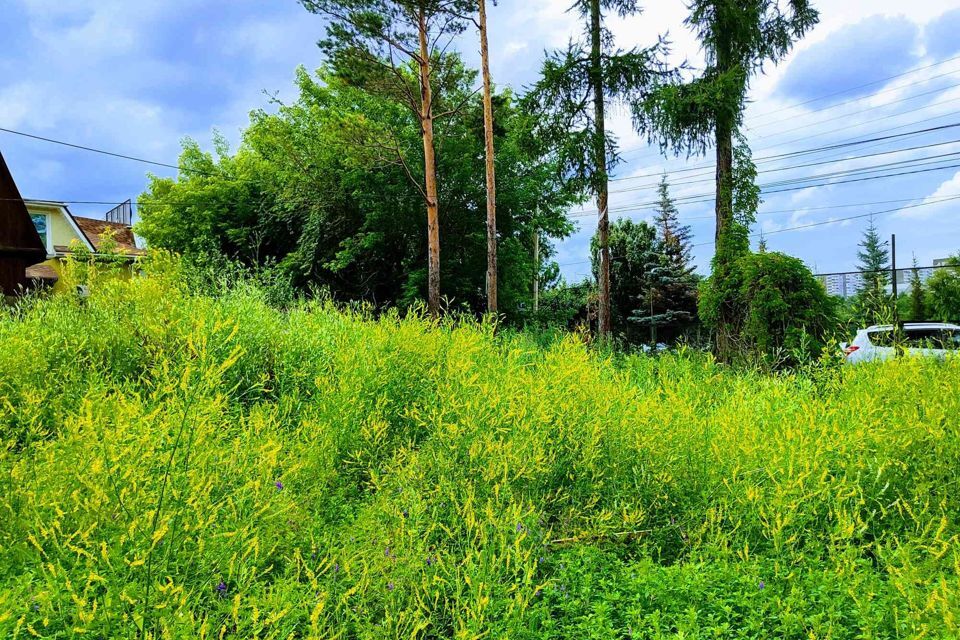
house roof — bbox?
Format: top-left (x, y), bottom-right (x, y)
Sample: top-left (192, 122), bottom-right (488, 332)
top-left (0, 151), bottom-right (46, 261)
top-left (72, 216), bottom-right (145, 256)
top-left (25, 263), bottom-right (59, 282)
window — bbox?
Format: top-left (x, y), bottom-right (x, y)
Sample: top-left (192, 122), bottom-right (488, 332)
top-left (30, 214), bottom-right (51, 254)
top-left (868, 329), bottom-right (960, 350)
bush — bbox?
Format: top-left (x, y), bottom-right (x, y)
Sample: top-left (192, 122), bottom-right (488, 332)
top-left (0, 264), bottom-right (957, 638)
top-left (925, 256), bottom-right (960, 322)
top-left (700, 251), bottom-right (839, 365)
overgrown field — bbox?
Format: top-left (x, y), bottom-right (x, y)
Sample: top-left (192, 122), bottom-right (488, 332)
top-left (1, 265), bottom-right (959, 639)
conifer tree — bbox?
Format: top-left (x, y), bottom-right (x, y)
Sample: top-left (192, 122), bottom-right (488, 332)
top-left (638, 0), bottom-right (818, 357)
top-left (526, 0), bottom-right (670, 338)
top-left (299, 0), bottom-right (475, 317)
top-left (855, 215), bottom-right (891, 325)
top-left (631, 176), bottom-right (699, 343)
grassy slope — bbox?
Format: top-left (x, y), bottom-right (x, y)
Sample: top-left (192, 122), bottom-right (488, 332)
top-left (0, 267), bottom-right (958, 638)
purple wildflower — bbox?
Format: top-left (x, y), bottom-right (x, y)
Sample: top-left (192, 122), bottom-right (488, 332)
top-left (516, 523), bottom-right (525, 533)
top-left (387, 582), bottom-right (395, 591)
top-left (758, 580), bottom-right (766, 590)
top-left (275, 480), bottom-right (284, 491)
top-left (332, 562), bottom-right (340, 573)
top-left (216, 581), bottom-right (228, 597)
top-left (426, 556), bottom-right (435, 567)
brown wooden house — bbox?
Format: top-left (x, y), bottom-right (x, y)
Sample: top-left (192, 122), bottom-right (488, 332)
top-left (0, 149), bottom-right (46, 297)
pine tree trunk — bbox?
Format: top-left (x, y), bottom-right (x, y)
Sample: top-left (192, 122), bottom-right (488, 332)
top-left (712, 29), bottom-right (737, 361)
top-left (478, 0), bottom-right (497, 315)
top-left (714, 116), bottom-right (734, 248)
top-left (714, 113), bottom-right (735, 359)
top-left (590, 0), bottom-right (612, 339)
top-left (418, 10), bottom-right (441, 317)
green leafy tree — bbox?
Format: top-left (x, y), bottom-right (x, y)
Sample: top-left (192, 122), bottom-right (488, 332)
top-left (631, 176), bottom-right (699, 344)
top-left (590, 218), bottom-right (658, 344)
top-left (854, 215), bottom-right (891, 325)
top-left (525, 0), bottom-right (670, 338)
top-left (298, 0), bottom-right (476, 316)
top-left (639, 0), bottom-right (818, 355)
top-left (926, 255), bottom-right (960, 322)
top-left (137, 65), bottom-right (576, 321)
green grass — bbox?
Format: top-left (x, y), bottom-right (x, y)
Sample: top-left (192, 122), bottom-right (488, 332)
top-left (1, 261), bottom-right (958, 638)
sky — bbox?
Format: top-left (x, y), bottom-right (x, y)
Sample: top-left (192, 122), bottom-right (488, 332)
top-left (2, 0), bottom-right (960, 281)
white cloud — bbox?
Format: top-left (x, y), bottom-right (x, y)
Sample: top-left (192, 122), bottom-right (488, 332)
top-left (895, 170), bottom-right (960, 219)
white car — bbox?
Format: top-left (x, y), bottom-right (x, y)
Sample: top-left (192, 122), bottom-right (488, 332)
top-left (842, 323), bottom-right (960, 364)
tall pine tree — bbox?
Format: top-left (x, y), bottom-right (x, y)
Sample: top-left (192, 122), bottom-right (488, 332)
top-left (638, 0), bottom-right (818, 358)
top-left (855, 215), bottom-right (891, 325)
top-left (526, 0), bottom-right (670, 339)
top-left (631, 175), bottom-right (698, 343)
top-left (299, 0), bottom-right (475, 317)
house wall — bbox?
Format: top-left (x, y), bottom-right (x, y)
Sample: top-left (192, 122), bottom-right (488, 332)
top-left (26, 203), bottom-right (86, 254)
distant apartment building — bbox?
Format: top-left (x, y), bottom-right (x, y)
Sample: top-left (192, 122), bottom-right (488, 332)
top-left (818, 271), bottom-right (864, 298)
top-left (818, 259), bottom-right (951, 298)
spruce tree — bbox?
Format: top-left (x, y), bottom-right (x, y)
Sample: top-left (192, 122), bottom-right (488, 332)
top-left (855, 215), bottom-right (891, 325)
top-left (630, 176), bottom-right (699, 344)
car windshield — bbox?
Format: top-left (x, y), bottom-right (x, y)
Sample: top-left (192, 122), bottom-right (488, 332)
top-left (867, 328), bottom-right (960, 349)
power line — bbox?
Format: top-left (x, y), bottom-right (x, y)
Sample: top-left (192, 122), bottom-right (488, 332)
top-left (616, 53), bottom-right (960, 162)
top-left (749, 53), bottom-right (960, 122)
top-left (750, 80), bottom-right (960, 142)
top-left (571, 158), bottom-right (960, 218)
top-left (749, 64), bottom-right (960, 127)
top-left (610, 120), bottom-right (960, 185)
top-left (557, 194), bottom-right (960, 267)
top-left (691, 193), bottom-right (960, 248)
top-left (0, 127), bottom-right (189, 173)
top-left (813, 263), bottom-right (957, 279)
top-left (608, 137), bottom-right (960, 195)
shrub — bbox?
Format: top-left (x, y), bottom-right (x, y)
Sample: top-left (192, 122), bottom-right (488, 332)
top-left (0, 263), bottom-right (957, 638)
top-left (700, 251), bottom-right (839, 365)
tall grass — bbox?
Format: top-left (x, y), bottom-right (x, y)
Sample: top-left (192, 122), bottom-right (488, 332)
top-left (0, 257), bottom-right (958, 638)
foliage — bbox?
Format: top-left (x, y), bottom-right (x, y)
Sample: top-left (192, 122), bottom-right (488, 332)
top-left (590, 219), bottom-right (658, 344)
top-left (630, 176), bottom-right (699, 344)
top-left (137, 66), bottom-right (576, 322)
top-left (853, 215), bottom-right (891, 326)
top-left (523, 2), bottom-right (670, 198)
top-left (909, 256), bottom-right (927, 321)
top-left (925, 255), bottom-right (960, 322)
top-left (1, 266), bottom-right (958, 637)
top-left (700, 251), bottom-right (838, 365)
top-left (531, 279), bottom-right (594, 334)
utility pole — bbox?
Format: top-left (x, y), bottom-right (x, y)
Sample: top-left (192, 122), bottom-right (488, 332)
top-left (891, 233), bottom-right (898, 325)
top-left (533, 225), bottom-right (540, 314)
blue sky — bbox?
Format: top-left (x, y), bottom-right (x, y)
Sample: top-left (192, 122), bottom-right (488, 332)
top-left (1, 0), bottom-right (959, 281)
